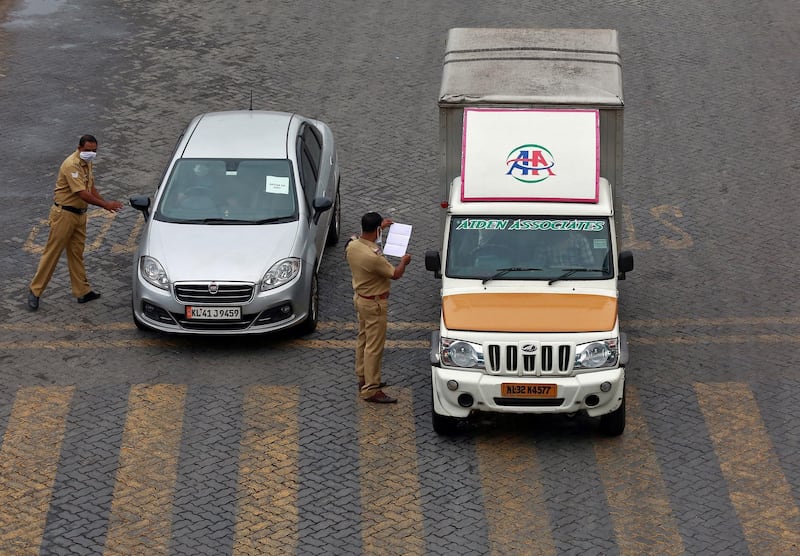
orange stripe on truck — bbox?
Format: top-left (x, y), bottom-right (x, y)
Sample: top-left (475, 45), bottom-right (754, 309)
top-left (442, 293), bottom-right (617, 333)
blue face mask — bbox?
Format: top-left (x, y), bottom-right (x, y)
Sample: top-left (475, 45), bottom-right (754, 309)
top-left (79, 151), bottom-right (97, 162)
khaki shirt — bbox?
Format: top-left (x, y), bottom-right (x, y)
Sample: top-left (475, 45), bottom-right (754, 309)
top-left (346, 238), bottom-right (395, 296)
top-left (54, 150), bottom-right (94, 209)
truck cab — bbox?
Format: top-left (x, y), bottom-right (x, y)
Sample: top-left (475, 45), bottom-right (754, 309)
top-left (426, 28), bottom-right (634, 435)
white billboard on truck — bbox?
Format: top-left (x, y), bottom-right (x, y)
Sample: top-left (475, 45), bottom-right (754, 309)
top-left (461, 108), bottom-right (599, 203)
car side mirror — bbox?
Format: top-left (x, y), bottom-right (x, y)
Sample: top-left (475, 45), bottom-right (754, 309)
top-left (618, 250), bottom-right (634, 280)
top-left (130, 195), bottom-right (152, 220)
top-left (425, 250), bottom-right (442, 279)
top-left (312, 197), bottom-right (333, 225)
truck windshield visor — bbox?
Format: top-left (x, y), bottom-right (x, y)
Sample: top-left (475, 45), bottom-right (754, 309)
top-left (445, 217), bottom-right (614, 281)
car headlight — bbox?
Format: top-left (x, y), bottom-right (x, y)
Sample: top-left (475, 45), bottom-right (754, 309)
top-left (441, 337), bottom-right (484, 368)
top-left (574, 338), bottom-right (619, 369)
top-left (140, 256), bottom-right (170, 290)
top-left (261, 258), bottom-right (301, 291)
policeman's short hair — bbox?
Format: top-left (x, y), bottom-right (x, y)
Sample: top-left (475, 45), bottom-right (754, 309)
top-left (79, 134), bottom-right (98, 147)
top-left (361, 212), bottom-right (382, 233)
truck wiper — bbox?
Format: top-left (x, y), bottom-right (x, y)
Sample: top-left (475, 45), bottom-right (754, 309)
top-left (548, 267), bottom-right (606, 285)
top-left (482, 267), bottom-right (541, 284)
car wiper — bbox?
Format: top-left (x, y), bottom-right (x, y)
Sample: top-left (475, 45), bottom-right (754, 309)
top-left (201, 218), bottom-right (253, 224)
top-left (482, 267), bottom-right (542, 285)
top-left (548, 267), bottom-right (606, 285)
top-left (252, 216), bottom-right (296, 224)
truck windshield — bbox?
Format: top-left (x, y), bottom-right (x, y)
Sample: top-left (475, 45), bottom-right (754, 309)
top-left (445, 217), bottom-right (614, 282)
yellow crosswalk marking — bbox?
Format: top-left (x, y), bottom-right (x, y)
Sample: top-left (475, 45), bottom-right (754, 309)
top-left (696, 382), bottom-right (800, 553)
top-left (594, 387), bottom-right (684, 554)
top-left (0, 386), bottom-right (73, 555)
top-left (103, 384), bottom-right (187, 556)
top-left (358, 387), bottom-right (425, 555)
top-left (233, 385), bottom-right (300, 555)
top-left (286, 339), bottom-right (428, 349)
top-left (476, 432), bottom-right (557, 555)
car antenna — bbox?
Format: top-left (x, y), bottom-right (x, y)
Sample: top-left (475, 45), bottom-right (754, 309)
top-left (249, 90), bottom-right (253, 111)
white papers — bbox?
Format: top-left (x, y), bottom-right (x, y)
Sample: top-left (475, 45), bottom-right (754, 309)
top-left (382, 223), bottom-right (412, 257)
top-left (266, 176), bottom-right (290, 194)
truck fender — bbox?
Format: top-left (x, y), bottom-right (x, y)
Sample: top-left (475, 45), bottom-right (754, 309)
top-left (619, 331), bottom-right (630, 367)
top-left (430, 330), bottom-right (441, 365)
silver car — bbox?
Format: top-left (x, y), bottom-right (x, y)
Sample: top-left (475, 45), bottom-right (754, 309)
top-left (129, 110), bottom-right (340, 335)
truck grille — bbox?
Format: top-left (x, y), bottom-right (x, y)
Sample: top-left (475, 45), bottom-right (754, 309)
top-left (174, 283), bottom-right (254, 304)
top-left (486, 343), bottom-right (573, 376)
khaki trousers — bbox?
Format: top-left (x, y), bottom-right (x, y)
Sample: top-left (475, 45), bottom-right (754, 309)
top-left (354, 295), bottom-right (388, 398)
top-left (30, 205), bottom-right (91, 298)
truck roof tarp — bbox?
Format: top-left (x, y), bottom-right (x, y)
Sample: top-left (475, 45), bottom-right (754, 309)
top-left (440, 28), bottom-right (623, 107)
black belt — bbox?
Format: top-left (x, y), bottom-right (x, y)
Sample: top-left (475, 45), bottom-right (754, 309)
top-left (54, 202), bottom-right (87, 214)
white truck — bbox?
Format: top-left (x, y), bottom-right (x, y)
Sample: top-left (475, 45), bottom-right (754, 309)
top-left (425, 28), bottom-right (634, 436)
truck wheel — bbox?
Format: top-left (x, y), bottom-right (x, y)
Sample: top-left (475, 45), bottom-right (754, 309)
top-left (326, 187), bottom-right (341, 246)
top-left (296, 272), bottom-right (319, 336)
top-left (432, 393), bottom-right (463, 435)
top-left (599, 389), bottom-right (626, 437)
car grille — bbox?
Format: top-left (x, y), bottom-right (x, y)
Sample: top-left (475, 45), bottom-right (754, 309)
top-left (486, 343), bottom-right (573, 376)
top-left (174, 283), bottom-right (254, 304)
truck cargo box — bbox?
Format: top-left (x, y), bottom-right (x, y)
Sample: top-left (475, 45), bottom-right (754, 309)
top-left (439, 28), bottom-right (624, 218)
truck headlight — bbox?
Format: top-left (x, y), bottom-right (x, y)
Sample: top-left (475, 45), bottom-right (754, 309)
top-left (261, 258), bottom-right (301, 291)
top-left (574, 338), bottom-right (619, 369)
top-left (441, 337), bottom-right (484, 368)
top-left (140, 256), bottom-right (170, 290)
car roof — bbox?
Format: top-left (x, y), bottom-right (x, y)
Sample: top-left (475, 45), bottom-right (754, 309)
top-left (181, 110), bottom-right (296, 159)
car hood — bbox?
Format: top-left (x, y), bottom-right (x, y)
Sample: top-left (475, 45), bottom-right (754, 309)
top-left (145, 220), bottom-right (299, 282)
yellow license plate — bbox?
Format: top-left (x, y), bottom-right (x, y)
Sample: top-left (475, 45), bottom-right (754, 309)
top-left (501, 383), bottom-right (557, 398)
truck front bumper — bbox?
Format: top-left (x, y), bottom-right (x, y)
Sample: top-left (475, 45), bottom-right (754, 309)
top-left (432, 365), bottom-right (624, 419)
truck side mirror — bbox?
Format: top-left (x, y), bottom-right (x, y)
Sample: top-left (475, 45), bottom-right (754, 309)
top-left (425, 250), bottom-right (442, 278)
top-left (130, 195), bottom-right (152, 221)
top-left (618, 250), bottom-right (634, 280)
top-left (312, 197), bottom-right (333, 225)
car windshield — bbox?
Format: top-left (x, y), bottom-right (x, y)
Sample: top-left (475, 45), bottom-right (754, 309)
top-left (445, 216), bottom-right (614, 282)
top-left (154, 159), bottom-right (298, 224)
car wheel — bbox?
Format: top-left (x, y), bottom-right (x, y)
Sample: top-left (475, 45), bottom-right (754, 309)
top-left (297, 272), bottom-right (319, 335)
top-left (326, 187), bottom-right (341, 246)
top-left (599, 388), bottom-right (626, 437)
top-left (432, 393), bottom-right (464, 435)
top-left (131, 300), bottom-right (151, 332)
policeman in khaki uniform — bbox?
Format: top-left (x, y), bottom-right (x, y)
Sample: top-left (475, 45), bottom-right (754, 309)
top-left (346, 212), bottom-right (411, 403)
top-left (27, 135), bottom-right (123, 311)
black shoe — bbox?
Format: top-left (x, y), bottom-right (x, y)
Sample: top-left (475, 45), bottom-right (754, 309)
top-left (27, 290), bottom-right (39, 311)
top-left (77, 291), bottom-right (101, 304)
top-left (364, 390), bottom-right (397, 404)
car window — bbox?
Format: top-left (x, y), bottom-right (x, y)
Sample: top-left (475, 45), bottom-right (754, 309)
top-left (302, 125), bottom-right (323, 169)
top-left (298, 147), bottom-right (318, 214)
top-left (155, 158), bottom-right (298, 224)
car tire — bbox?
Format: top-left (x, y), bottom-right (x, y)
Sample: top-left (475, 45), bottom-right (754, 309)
top-left (326, 186), bottom-right (341, 246)
top-left (297, 272), bottom-right (319, 336)
top-left (432, 393), bottom-right (464, 435)
top-left (131, 300), bottom-right (151, 332)
top-left (599, 388), bottom-right (626, 437)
